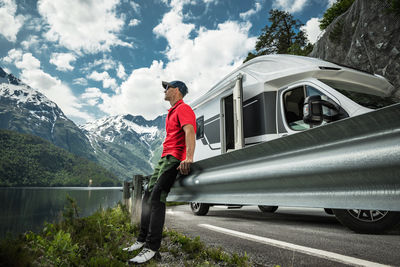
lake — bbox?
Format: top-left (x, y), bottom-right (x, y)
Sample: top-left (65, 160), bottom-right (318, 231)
top-left (0, 187), bottom-right (123, 238)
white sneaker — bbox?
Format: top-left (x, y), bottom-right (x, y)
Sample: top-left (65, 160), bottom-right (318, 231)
top-left (129, 248), bottom-right (157, 264)
top-left (123, 241), bottom-right (144, 252)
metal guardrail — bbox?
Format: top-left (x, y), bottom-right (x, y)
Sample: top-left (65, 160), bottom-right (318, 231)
top-left (168, 103), bottom-right (400, 211)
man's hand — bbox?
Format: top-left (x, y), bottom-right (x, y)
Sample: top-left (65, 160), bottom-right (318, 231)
top-left (177, 158), bottom-right (193, 175)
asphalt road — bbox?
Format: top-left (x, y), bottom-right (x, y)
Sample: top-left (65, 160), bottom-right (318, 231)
top-left (164, 205), bottom-right (400, 267)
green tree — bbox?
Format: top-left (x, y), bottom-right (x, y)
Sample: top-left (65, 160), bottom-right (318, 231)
top-left (387, 0), bottom-right (400, 15)
top-left (244, 9), bottom-right (313, 62)
top-left (0, 129), bottom-right (120, 187)
top-left (319, 0), bottom-right (355, 30)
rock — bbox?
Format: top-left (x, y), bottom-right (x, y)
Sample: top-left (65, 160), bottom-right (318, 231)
top-left (310, 0), bottom-right (400, 94)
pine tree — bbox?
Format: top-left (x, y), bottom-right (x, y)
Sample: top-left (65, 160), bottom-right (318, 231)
top-left (244, 9), bottom-right (312, 62)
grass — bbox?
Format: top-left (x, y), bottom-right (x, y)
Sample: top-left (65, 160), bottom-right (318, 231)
top-left (0, 197), bottom-right (253, 266)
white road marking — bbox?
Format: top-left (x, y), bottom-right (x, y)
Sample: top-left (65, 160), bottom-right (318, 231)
top-left (198, 224), bottom-right (391, 267)
top-left (166, 209), bottom-right (185, 215)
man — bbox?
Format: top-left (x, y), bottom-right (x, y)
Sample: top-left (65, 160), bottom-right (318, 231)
top-left (123, 80), bottom-right (196, 264)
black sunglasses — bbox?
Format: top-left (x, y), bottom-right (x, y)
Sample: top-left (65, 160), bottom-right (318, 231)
top-left (164, 84), bottom-right (174, 92)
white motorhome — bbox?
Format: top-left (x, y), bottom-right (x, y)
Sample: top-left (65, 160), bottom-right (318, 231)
top-left (185, 54), bottom-right (399, 233)
top-left (192, 55), bottom-right (395, 160)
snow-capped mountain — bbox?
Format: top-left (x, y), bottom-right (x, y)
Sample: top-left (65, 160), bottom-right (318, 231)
top-left (0, 67), bottom-right (96, 161)
top-left (80, 114), bottom-right (166, 179)
top-left (0, 67), bottom-right (165, 180)
top-left (82, 114), bottom-right (164, 144)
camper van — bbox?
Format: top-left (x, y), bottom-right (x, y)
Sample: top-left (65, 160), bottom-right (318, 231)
top-left (186, 54), bottom-right (399, 233)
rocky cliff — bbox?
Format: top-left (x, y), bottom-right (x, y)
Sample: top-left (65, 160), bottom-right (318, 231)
top-left (310, 0), bottom-right (400, 94)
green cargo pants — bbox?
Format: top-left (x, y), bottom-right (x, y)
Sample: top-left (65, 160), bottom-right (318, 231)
top-left (138, 155), bottom-right (181, 250)
top-left (147, 155), bottom-right (180, 203)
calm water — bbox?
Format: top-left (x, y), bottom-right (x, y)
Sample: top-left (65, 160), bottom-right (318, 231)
top-left (0, 187), bottom-right (123, 238)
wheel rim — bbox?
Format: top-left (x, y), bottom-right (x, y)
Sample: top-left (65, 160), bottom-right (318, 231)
top-left (191, 202), bottom-right (200, 212)
top-left (346, 209), bottom-right (389, 222)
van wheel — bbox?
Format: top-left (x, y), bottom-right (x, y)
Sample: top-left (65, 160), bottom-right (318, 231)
top-left (333, 209), bottom-right (400, 234)
top-left (258, 205), bottom-right (278, 213)
top-left (324, 208), bottom-right (334, 215)
top-left (190, 202), bottom-right (210, 216)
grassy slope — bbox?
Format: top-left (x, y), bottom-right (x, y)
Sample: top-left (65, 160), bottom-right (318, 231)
top-left (0, 200), bottom-right (253, 266)
top-left (0, 129), bottom-right (120, 187)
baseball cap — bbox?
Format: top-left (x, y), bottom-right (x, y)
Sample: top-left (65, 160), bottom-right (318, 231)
top-left (162, 80), bottom-right (188, 97)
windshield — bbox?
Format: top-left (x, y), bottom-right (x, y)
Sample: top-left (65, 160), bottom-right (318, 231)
top-left (319, 79), bottom-right (398, 109)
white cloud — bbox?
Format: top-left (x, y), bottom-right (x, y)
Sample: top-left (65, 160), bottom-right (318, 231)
top-left (272, 0), bottom-right (308, 13)
top-left (21, 36), bottom-right (41, 50)
top-left (301, 17), bottom-right (322, 44)
top-left (83, 56), bottom-right (117, 71)
top-left (2, 48), bottom-right (23, 63)
top-left (128, 18), bottom-right (141, 26)
top-left (153, 2), bottom-right (196, 61)
top-left (88, 71), bottom-right (110, 81)
top-left (239, 2), bottom-right (262, 20)
top-left (99, 60), bottom-right (166, 118)
top-left (50, 52), bottom-right (77, 71)
top-left (25, 17), bottom-right (42, 32)
top-left (81, 87), bottom-right (106, 106)
top-left (73, 78), bottom-right (88, 86)
top-left (98, 1), bottom-right (256, 119)
top-left (130, 1), bottom-right (140, 14)
top-left (117, 63), bottom-right (127, 79)
top-left (327, 0), bottom-right (336, 8)
top-left (0, 0), bottom-right (25, 42)
top-left (15, 53), bottom-right (41, 70)
top-left (88, 71), bottom-right (118, 90)
top-left (37, 0), bottom-right (132, 54)
top-left (5, 50), bottom-right (92, 122)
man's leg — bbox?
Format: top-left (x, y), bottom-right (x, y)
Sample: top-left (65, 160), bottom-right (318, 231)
top-left (146, 158), bottom-right (180, 251)
top-left (136, 158), bottom-right (165, 243)
top-left (129, 156), bottom-right (179, 263)
top-left (136, 190), bottom-right (151, 243)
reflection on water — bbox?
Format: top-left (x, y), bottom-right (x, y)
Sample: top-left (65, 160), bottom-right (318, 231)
top-left (0, 187), bottom-right (122, 238)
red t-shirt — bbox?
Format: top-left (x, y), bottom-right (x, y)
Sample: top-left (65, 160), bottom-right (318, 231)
top-left (162, 100), bottom-right (196, 161)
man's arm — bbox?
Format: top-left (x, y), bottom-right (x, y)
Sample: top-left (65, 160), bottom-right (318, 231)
top-left (178, 124), bottom-right (196, 175)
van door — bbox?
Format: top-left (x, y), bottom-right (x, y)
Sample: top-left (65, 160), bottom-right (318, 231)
top-left (220, 75), bottom-right (244, 153)
top-left (221, 94), bottom-right (234, 153)
top-left (278, 83), bottom-right (346, 135)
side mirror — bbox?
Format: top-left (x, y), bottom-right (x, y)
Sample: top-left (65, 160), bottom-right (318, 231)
top-left (303, 95), bottom-right (342, 126)
top-left (303, 95), bottom-right (323, 125)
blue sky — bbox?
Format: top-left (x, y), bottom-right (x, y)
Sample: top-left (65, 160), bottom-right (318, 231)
top-left (0, 0), bottom-right (335, 125)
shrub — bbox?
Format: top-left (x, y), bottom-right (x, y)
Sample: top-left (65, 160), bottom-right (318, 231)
top-left (320, 0), bottom-right (355, 30)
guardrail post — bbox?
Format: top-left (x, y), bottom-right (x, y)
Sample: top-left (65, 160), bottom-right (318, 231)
top-left (131, 174), bottom-right (143, 224)
top-left (123, 181), bottom-right (131, 209)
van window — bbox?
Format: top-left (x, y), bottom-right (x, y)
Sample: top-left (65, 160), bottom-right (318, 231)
top-left (224, 95), bottom-right (235, 151)
top-left (319, 79), bottom-right (398, 109)
top-left (196, 116), bottom-right (204, 140)
top-left (283, 85), bottom-right (336, 131)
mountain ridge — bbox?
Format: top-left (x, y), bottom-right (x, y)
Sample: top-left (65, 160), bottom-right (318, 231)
top-left (0, 67), bottom-right (165, 181)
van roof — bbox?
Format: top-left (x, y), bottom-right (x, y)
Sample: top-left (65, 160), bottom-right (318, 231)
top-left (191, 55), bottom-right (394, 107)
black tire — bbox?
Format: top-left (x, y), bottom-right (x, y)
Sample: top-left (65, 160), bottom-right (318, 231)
top-left (190, 202), bottom-right (210, 216)
top-left (324, 208), bottom-right (334, 215)
top-left (258, 205), bottom-right (278, 213)
top-left (333, 209), bottom-right (400, 234)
